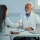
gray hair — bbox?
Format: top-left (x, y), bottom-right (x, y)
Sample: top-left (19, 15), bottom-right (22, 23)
top-left (25, 2), bottom-right (33, 8)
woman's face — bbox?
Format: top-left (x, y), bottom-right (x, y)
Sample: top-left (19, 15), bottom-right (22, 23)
top-left (6, 9), bottom-right (8, 17)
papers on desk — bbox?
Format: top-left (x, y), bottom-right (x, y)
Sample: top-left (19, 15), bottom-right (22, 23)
top-left (19, 31), bottom-right (32, 35)
top-left (4, 27), bottom-right (34, 35)
top-left (29, 30), bottom-right (35, 34)
top-left (17, 28), bottom-right (25, 32)
top-left (10, 28), bottom-right (25, 33)
top-left (9, 28), bottom-right (34, 34)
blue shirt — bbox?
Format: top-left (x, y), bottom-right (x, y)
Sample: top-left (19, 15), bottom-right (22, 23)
top-left (26, 14), bottom-right (30, 20)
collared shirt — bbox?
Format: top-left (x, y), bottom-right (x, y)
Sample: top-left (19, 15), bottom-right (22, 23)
top-left (24, 12), bottom-right (31, 20)
top-left (26, 14), bottom-right (30, 20)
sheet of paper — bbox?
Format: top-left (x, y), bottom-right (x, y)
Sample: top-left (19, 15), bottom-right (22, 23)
top-left (19, 31), bottom-right (32, 35)
top-left (6, 28), bottom-right (34, 34)
top-left (9, 28), bottom-right (25, 33)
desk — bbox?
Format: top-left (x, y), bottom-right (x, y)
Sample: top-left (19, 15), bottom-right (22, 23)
top-left (10, 32), bottom-right (40, 40)
top-left (8, 28), bottom-right (40, 40)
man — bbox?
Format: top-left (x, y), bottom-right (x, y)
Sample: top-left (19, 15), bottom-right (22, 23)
top-left (18, 2), bottom-right (40, 31)
top-left (18, 2), bottom-right (40, 40)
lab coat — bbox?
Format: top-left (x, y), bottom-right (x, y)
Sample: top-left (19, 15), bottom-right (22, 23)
top-left (18, 12), bottom-right (40, 31)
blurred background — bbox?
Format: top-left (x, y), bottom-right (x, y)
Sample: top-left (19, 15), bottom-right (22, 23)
top-left (0, 0), bottom-right (40, 23)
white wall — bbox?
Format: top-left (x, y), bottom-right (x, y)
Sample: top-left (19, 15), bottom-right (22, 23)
top-left (0, 0), bottom-right (30, 22)
top-left (0, 0), bottom-right (29, 13)
top-left (29, 0), bottom-right (40, 9)
top-left (0, 0), bottom-right (40, 23)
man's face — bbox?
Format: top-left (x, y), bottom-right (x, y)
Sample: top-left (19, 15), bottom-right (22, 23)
top-left (25, 4), bottom-right (33, 14)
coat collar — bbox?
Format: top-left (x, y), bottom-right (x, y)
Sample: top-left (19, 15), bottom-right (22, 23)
top-left (24, 11), bottom-right (34, 22)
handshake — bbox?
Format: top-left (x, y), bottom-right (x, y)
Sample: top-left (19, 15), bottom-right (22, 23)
top-left (18, 22), bottom-right (22, 28)
top-left (11, 22), bottom-right (34, 34)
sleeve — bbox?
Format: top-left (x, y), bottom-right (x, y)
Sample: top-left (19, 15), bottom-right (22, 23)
top-left (14, 14), bottom-right (23, 27)
top-left (36, 15), bottom-right (40, 24)
top-left (5, 17), bottom-right (14, 28)
top-left (14, 19), bottom-right (22, 28)
top-left (18, 13), bottom-right (23, 23)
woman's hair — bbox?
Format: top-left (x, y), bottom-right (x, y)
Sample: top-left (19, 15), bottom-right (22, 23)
top-left (0, 5), bottom-right (7, 32)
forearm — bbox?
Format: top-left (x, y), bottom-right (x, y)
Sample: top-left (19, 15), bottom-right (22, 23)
top-left (14, 22), bottom-right (22, 28)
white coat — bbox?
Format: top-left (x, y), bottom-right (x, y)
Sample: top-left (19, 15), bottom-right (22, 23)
top-left (18, 12), bottom-right (40, 31)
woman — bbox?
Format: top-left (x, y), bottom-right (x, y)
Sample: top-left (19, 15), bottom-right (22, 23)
top-left (0, 5), bottom-right (16, 32)
top-left (0, 5), bottom-right (15, 40)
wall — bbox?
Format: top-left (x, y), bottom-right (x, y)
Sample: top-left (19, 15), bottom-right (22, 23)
top-left (0, 0), bottom-right (40, 23)
top-left (0, 0), bottom-right (29, 13)
top-left (0, 0), bottom-right (30, 23)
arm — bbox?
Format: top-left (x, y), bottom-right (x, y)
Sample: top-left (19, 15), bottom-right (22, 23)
top-left (5, 17), bottom-right (14, 28)
top-left (15, 18), bottom-right (22, 28)
top-left (15, 14), bottom-right (23, 28)
top-left (18, 19), bottom-right (22, 28)
top-left (36, 15), bottom-right (40, 24)
top-left (25, 15), bottom-right (40, 31)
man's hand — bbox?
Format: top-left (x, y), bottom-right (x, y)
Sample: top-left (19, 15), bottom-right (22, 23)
top-left (18, 22), bottom-right (22, 28)
top-left (25, 27), bottom-right (34, 31)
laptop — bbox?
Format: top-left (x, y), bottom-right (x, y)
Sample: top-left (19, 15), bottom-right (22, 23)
top-left (34, 24), bottom-right (40, 34)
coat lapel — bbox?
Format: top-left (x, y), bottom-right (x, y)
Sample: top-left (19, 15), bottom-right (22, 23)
top-left (24, 12), bottom-right (34, 23)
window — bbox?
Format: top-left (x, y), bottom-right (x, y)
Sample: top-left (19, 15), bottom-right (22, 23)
top-left (35, 0), bottom-right (40, 9)
top-left (38, 0), bottom-right (40, 5)
top-left (29, 0), bottom-right (40, 9)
